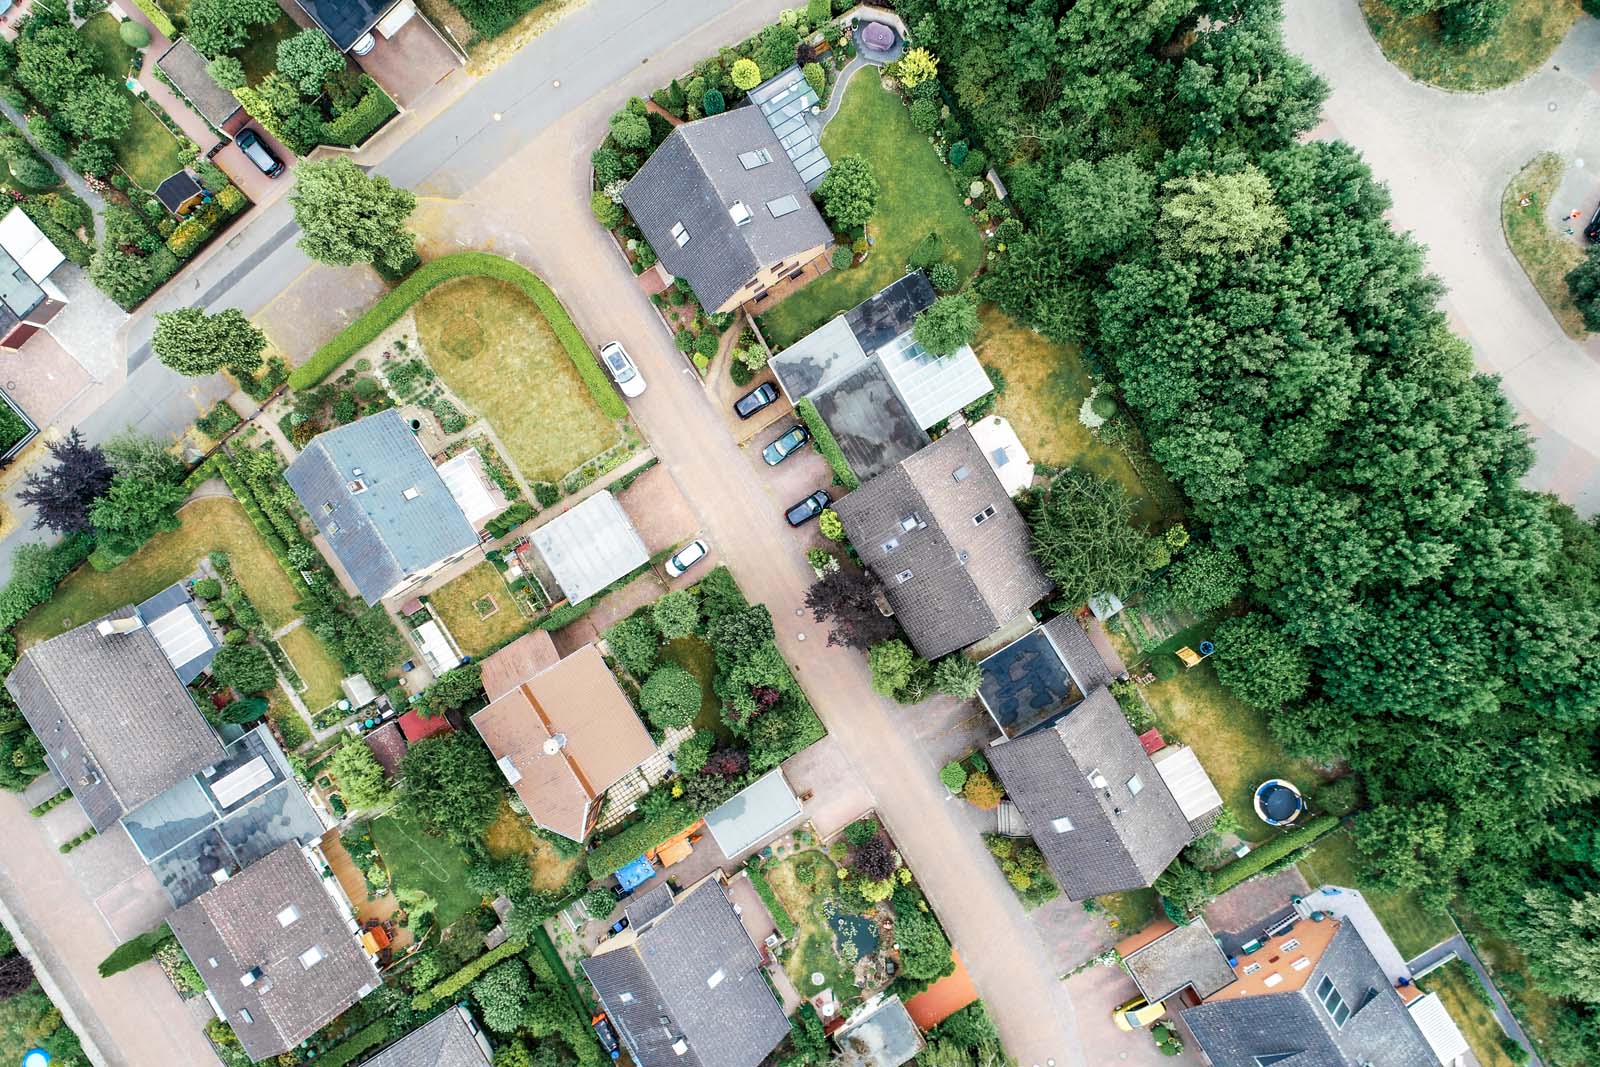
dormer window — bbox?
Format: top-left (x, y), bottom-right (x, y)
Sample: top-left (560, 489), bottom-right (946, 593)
top-left (739, 148), bottom-right (772, 169)
top-left (671, 222), bottom-right (689, 247)
top-left (347, 479), bottom-right (366, 494)
top-left (239, 966), bottom-right (262, 986)
top-left (729, 201), bottom-right (752, 226)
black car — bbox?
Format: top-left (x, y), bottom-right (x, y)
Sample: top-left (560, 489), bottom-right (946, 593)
top-left (591, 1015), bottom-right (621, 1060)
top-left (734, 382), bottom-right (779, 419)
top-left (763, 424), bottom-right (810, 465)
top-left (1586, 201), bottom-right (1600, 242)
top-left (786, 489), bottom-right (831, 526)
top-left (236, 129), bottom-right (284, 178)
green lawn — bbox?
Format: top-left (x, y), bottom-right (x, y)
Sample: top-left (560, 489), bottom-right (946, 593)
top-left (1361, 0), bottom-right (1580, 91)
top-left (279, 624), bottom-right (346, 711)
top-left (1456, 912), bottom-right (1566, 1058)
top-left (1295, 830), bottom-right (1455, 961)
top-left (1502, 153), bottom-right (1587, 339)
top-left (81, 12), bottom-right (134, 79)
top-left (154, 0), bottom-right (192, 28)
top-left (115, 98), bottom-right (190, 191)
top-left (659, 635), bottom-right (730, 742)
top-left (975, 304), bottom-right (1181, 526)
top-left (415, 276), bottom-right (620, 482)
top-left (756, 76), bottom-right (985, 348)
top-left (1095, 888), bottom-right (1160, 936)
top-left (369, 809), bottom-right (481, 928)
top-left (1417, 960), bottom-right (1521, 1067)
top-left (18, 496), bottom-right (305, 646)
top-left (0, 984), bottom-right (83, 1065)
top-left (429, 562), bottom-right (531, 657)
top-left (237, 15), bottom-right (300, 88)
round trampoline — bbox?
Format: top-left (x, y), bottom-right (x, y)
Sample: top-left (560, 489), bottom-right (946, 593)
top-left (1254, 778), bottom-right (1305, 826)
top-left (861, 21), bottom-right (897, 52)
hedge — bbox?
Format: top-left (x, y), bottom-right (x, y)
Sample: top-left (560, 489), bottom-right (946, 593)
top-left (411, 936), bottom-right (528, 1010)
top-left (795, 398), bottom-right (859, 490)
top-left (586, 801), bottom-right (700, 879)
top-left (127, 0), bottom-right (175, 37)
top-left (314, 1018), bottom-right (399, 1067)
top-left (287, 253), bottom-right (628, 420)
top-left (98, 923), bottom-right (172, 977)
top-left (322, 84), bottom-right (398, 147)
top-left (745, 863), bottom-right (796, 940)
top-left (532, 927), bottom-right (588, 1015)
top-left (29, 788), bottom-right (70, 816)
top-left (1211, 815), bottom-right (1341, 896)
top-left (485, 500), bottom-right (534, 539)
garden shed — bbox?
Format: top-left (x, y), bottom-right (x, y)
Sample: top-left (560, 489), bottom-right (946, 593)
top-left (530, 490), bottom-right (648, 605)
top-left (704, 767), bottom-right (804, 858)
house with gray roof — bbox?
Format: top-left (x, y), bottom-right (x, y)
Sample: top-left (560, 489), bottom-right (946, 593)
top-left (582, 874), bottom-right (788, 1067)
top-left (529, 490), bottom-right (648, 606)
top-left (978, 612), bottom-right (1119, 740)
top-left (1115, 917), bottom-right (1237, 1006)
top-left (6, 610), bottom-right (225, 832)
top-left (833, 426), bottom-right (1051, 659)
top-left (357, 1004), bottom-right (494, 1067)
top-left (833, 994), bottom-right (924, 1067)
top-left (986, 688), bottom-right (1193, 900)
top-left (285, 410), bottom-right (481, 605)
top-left (620, 107), bottom-right (832, 314)
top-left (169, 842), bottom-right (380, 1062)
top-left (156, 39), bottom-right (242, 127)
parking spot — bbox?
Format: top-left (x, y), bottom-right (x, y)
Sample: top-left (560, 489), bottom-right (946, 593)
top-left (744, 418), bottom-right (836, 559)
top-left (1063, 965), bottom-right (1204, 1066)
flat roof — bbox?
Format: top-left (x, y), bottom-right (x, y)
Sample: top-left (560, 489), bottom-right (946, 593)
top-left (810, 359), bottom-right (928, 481)
top-left (978, 628), bottom-right (1083, 739)
top-left (531, 491), bottom-right (649, 605)
top-left (704, 768), bottom-right (803, 858)
top-left (138, 583), bottom-right (220, 685)
top-left (0, 207), bottom-right (63, 284)
top-left (769, 311), bottom-right (868, 398)
top-left (155, 39), bottom-right (242, 126)
top-left (437, 449), bottom-right (501, 528)
top-left (876, 335), bottom-right (992, 429)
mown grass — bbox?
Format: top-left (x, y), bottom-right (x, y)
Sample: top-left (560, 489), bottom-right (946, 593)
top-left (279, 624), bottom-right (345, 712)
top-left (1361, 0), bottom-right (1580, 92)
top-left (1296, 829), bottom-right (1456, 961)
top-left (115, 98), bottom-right (189, 191)
top-left (370, 807), bottom-right (481, 927)
top-left (1502, 152), bottom-right (1588, 339)
top-left (659, 635), bottom-right (730, 742)
top-left (429, 561), bottom-right (530, 657)
top-left (1095, 888), bottom-right (1160, 935)
top-left (81, 12), bottom-right (134, 79)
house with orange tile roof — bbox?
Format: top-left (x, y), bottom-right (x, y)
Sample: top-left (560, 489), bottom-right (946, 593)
top-left (470, 633), bottom-right (655, 842)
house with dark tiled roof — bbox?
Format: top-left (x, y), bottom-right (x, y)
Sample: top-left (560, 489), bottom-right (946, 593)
top-left (168, 843), bottom-right (380, 1062)
top-left (285, 410), bottom-right (482, 605)
top-left (582, 875), bottom-right (788, 1067)
top-left (977, 612), bottom-right (1121, 740)
top-left (620, 107), bottom-right (832, 314)
top-left (832, 427), bottom-right (1051, 659)
top-left (357, 1004), bottom-right (495, 1067)
top-left (6, 609), bottom-right (225, 831)
top-left (1115, 917), bottom-right (1237, 1006)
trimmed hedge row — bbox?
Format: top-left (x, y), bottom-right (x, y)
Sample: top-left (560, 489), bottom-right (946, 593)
top-left (98, 923), bottom-right (172, 977)
top-left (411, 936), bottom-right (528, 1010)
top-left (795, 398), bottom-right (859, 490)
top-left (745, 863), bottom-right (796, 940)
top-left (212, 452), bottom-right (296, 576)
top-left (128, 0), bottom-right (175, 37)
top-left (485, 500), bottom-right (534, 539)
top-left (1212, 815), bottom-right (1341, 896)
top-left (287, 252), bottom-right (628, 420)
top-left (322, 85), bottom-right (398, 147)
top-left (29, 788), bottom-right (70, 816)
top-left (315, 1019), bottom-right (398, 1067)
top-left (586, 801), bottom-right (700, 879)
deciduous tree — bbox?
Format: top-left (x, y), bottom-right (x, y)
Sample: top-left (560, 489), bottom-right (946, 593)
top-left (289, 158), bottom-right (418, 274)
top-left (151, 307), bottom-right (267, 378)
top-left (805, 568), bottom-right (897, 649)
top-left (640, 665), bottom-right (700, 730)
top-left (17, 428), bottom-right (112, 534)
top-left (912, 293), bottom-right (979, 355)
top-left (815, 154), bottom-right (878, 229)
top-left (276, 28), bottom-right (344, 96)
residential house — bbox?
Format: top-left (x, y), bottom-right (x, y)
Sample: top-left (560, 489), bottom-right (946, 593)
top-left (977, 613), bottom-right (1120, 740)
top-left (6, 609), bottom-right (226, 831)
top-left (833, 426), bottom-right (1052, 659)
top-left (357, 1004), bottom-right (495, 1067)
top-left (832, 994), bottom-right (925, 1067)
top-left (285, 410), bottom-right (482, 606)
top-left (0, 207), bottom-right (68, 350)
top-left (136, 581), bottom-right (222, 685)
top-left (768, 273), bottom-right (995, 480)
top-left (168, 843), bottom-right (380, 1062)
top-left (582, 875), bottom-right (790, 1067)
top-left (288, 0), bottom-right (414, 51)
top-left (528, 490), bottom-right (649, 606)
top-left (621, 106), bottom-right (832, 314)
top-left (471, 632), bottom-right (655, 842)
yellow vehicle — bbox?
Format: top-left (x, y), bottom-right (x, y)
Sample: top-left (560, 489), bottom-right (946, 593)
top-left (1113, 994), bottom-right (1168, 1031)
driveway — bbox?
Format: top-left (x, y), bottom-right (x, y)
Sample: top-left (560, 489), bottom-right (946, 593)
top-left (1063, 965), bottom-right (1203, 1066)
top-left (1285, 1), bottom-right (1600, 513)
top-left (357, 16), bottom-right (463, 109)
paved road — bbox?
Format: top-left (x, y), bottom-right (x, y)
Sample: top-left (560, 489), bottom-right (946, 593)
top-left (1408, 934), bottom-right (1543, 1066)
top-left (1285, 0), bottom-right (1600, 514)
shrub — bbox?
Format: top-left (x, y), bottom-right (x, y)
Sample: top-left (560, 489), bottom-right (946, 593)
top-left (166, 216), bottom-right (215, 259)
top-left (731, 57), bottom-right (761, 90)
top-left (640, 665), bottom-right (700, 730)
top-left (216, 184), bottom-right (248, 215)
top-left (693, 330), bottom-right (719, 360)
top-left (939, 761), bottom-right (967, 792)
top-left (674, 730), bottom-right (714, 774)
top-left (1149, 652), bottom-right (1181, 681)
top-left (730, 359), bottom-right (753, 386)
top-left (818, 509), bottom-right (844, 541)
top-left (912, 294), bottom-right (979, 355)
top-left (746, 863), bottom-right (796, 939)
top-left (1211, 816), bottom-right (1341, 895)
top-left (794, 399), bottom-right (859, 489)
top-left (910, 98), bottom-right (940, 134)
top-left (586, 800), bottom-right (698, 878)
top-left (590, 189), bottom-right (624, 229)
top-left (10, 151), bottom-right (55, 190)
top-left (484, 500), bottom-right (533, 539)
top-left (605, 615), bottom-right (661, 676)
top-left (412, 937), bottom-right (528, 1010)
top-left (703, 87), bottom-right (725, 115)
top-left (212, 642), bottom-right (276, 694)
top-left (802, 61), bottom-right (825, 98)
top-left (126, 0), bottom-right (175, 36)
top-left (948, 141), bottom-right (969, 167)
top-left (651, 588), bottom-right (699, 639)
top-left (928, 262), bottom-right (959, 292)
top-left (69, 140), bottom-right (116, 177)
top-left (98, 924), bottom-right (172, 977)
top-left (831, 245), bottom-right (854, 270)
top-left (192, 577), bottom-right (223, 600)
top-left (962, 771), bottom-right (1002, 810)
top-left (322, 83), bottom-right (398, 147)
top-left (118, 18), bottom-right (151, 46)
top-left (1312, 776), bottom-right (1362, 818)
top-left (195, 401), bottom-right (241, 438)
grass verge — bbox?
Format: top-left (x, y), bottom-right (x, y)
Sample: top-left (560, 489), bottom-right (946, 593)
top-left (1502, 152), bottom-right (1588, 339)
top-left (1360, 0), bottom-right (1580, 92)
top-left (1417, 959), bottom-right (1522, 1067)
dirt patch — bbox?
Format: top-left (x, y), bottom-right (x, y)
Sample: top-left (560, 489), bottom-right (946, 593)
top-left (485, 801), bottom-right (582, 892)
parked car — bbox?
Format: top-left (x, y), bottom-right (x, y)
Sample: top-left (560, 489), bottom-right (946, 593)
top-left (734, 382), bottom-right (779, 419)
top-left (236, 129), bottom-right (284, 178)
top-left (1112, 994), bottom-right (1167, 1031)
top-left (1586, 201), bottom-right (1600, 242)
top-left (785, 489), bottom-right (831, 527)
top-left (600, 341), bottom-right (646, 398)
top-left (591, 1015), bottom-right (622, 1060)
top-left (664, 539), bottom-right (708, 578)
top-left (762, 424), bottom-right (810, 465)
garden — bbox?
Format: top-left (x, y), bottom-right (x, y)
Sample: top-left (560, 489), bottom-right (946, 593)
top-left (1360, 0), bottom-right (1580, 93)
top-left (1417, 960), bottom-right (1526, 1067)
top-left (427, 561), bottom-right (533, 658)
top-left (1501, 153), bottom-right (1587, 340)
top-left (1295, 828), bottom-right (1456, 962)
top-left (0, 928), bottom-right (86, 1067)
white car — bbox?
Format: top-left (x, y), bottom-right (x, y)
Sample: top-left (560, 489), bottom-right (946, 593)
top-left (664, 539), bottom-right (708, 578)
top-left (600, 341), bottom-right (646, 398)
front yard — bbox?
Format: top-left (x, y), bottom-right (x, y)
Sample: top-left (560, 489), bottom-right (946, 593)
top-left (413, 276), bottom-right (621, 482)
top-left (368, 808), bottom-right (481, 928)
top-left (429, 562), bottom-right (531, 657)
top-left (658, 635), bottom-right (728, 741)
top-left (237, 14), bottom-right (300, 86)
top-left (764, 850), bottom-right (873, 1008)
top-left (757, 76), bottom-right (985, 349)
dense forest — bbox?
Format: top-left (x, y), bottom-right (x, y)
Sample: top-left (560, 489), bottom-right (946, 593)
top-left (898, 0), bottom-right (1600, 1059)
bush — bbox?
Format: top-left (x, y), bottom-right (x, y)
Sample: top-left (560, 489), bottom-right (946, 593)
top-left (70, 140), bottom-right (116, 178)
top-left (693, 330), bottom-right (719, 360)
top-left (831, 245), bottom-right (854, 270)
top-left (195, 401), bottom-right (241, 438)
top-left (591, 189), bottom-right (624, 229)
top-left (962, 771), bottom-right (1001, 809)
top-left (192, 577), bottom-right (223, 600)
top-left (1312, 776), bottom-right (1362, 818)
top-left (948, 141), bottom-right (969, 168)
top-left (534, 481), bottom-right (561, 507)
top-left (118, 18), bottom-right (151, 46)
top-left (938, 761), bottom-right (967, 792)
top-left (1211, 816), bottom-right (1341, 896)
top-left (322, 83), bottom-right (398, 147)
top-left (803, 61), bottom-right (825, 98)
top-left (1149, 653), bottom-right (1180, 681)
top-left (746, 863), bottom-right (796, 939)
top-left (730, 359), bottom-right (753, 386)
top-left (651, 588), bottom-right (699, 639)
top-left (485, 500), bottom-right (534, 539)
top-left (731, 57), bottom-right (761, 91)
top-left (640, 665), bottom-right (700, 730)
top-left (212, 642), bottom-right (276, 694)
top-left (166, 216), bottom-right (214, 259)
top-left (586, 800), bottom-right (698, 878)
top-left (98, 924), bottom-right (172, 977)
top-left (703, 87), bottom-right (725, 115)
top-left (605, 615), bottom-right (661, 676)
top-left (909, 98), bottom-right (940, 134)
top-left (411, 937), bottom-right (528, 1010)
top-left (126, 0), bottom-right (175, 36)
top-left (795, 399), bottom-right (859, 489)
top-left (10, 151), bottom-right (55, 190)
top-left (928, 262), bottom-right (959, 292)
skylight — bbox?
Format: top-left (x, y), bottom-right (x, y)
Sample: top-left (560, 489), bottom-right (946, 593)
top-left (276, 904), bottom-right (300, 928)
top-left (729, 201), bottom-right (753, 226)
top-left (298, 945), bottom-right (324, 970)
top-left (1051, 816), bottom-right (1074, 833)
top-left (767, 194), bottom-right (801, 218)
top-left (671, 222), bottom-right (689, 247)
top-left (739, 148), bottom-right (773, 169)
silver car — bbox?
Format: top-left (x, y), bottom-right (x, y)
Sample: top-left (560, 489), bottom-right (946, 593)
top-left (664, 539), bottom-right (708, 578)
top-left (600, 342), bottom-right (646, 398)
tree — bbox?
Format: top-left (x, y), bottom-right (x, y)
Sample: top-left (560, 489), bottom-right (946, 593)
top-left (1439, 0), bottom-right (1511, 45)
top-left (17, 428), bottom-right (113, 534)
top-left (1567, 248), bottom-right (1600, 331)
top-left (896, 47), bottom-right (938, 88)
top-left (868, 640), bottom-right (917, 698)
top-left (730, 57), bottom-right (762, 91)
top-left (702, 87), bottom-right (725, 115)
top-left (912, 294), bottom-right (979, 355)
top-left (9, 151), bottom-right (54, 189)
top-left (184, 0), bottom-right (283, 56)
top-left (590, 189), bottom-right (623, 229)
top-left (329, 741), bottom-right (389, 809)
top-left (674, 730), bottom-right (715, 774)
top-left (151, 307), bottom-right (267, 378)
top-left (962, 771), bottom-right (1001, 809)
top-left (1154, 859), bottom-right (1215, 916)
top-left (219, 697), bottom-right (267, 724)
top-left (206, 54), bottom-right (245, 89)
top-left (119, 18), bottom-right (151, 46)
top-left (650, 588), bottom-right (699, 640)
top-left (472, 958), bottom-right (533, 1033)
top-left (1156, 542), bottom-right (1246, 615)
top-left (1158, 167), bottom-right (1287, 257)
top-left (604, 615), bottom-right (661, 677)
top-left (88, 472), bottom-right (185, 558)
top-left (399, 732), bottom-right (503, 842)
top-left (27, 115), bottom-right (67, 157)
top-left (931, 656), bottom-right (982, 699)
top-left (892, 885), bottom-right (953, 980)
top-left (805, 569), bottom-right (896, 649)
top-left (276, 28), bottom-right (343, 96)
top-left (14, 24), bottom-right (96, 108)
top-left (850, 834), bottom-right (896, 880)
top-left (1048, 154), bottom-right (1155, 266)
top-left (289, 158), bottom-right (418, 274)
top-left (815, 154), bottom-right (878, 229)
top-left (756, 23), bottom-right (798, 77)
top-left (582, 887), bottom-right (615, 919)
top-left (1026, 469), bottom-right (1158, 607)
top-left (57, 77), bottom-right (130, 142)
top-left (211, 643), bottom-right (276, 694)
top-left (1516, 889), bottom-right (1600, 1002)
top-left (640, 665), bottom-right (700, 730)
top-left (420, 663), bottom-right (483, 716)
top-left (607, 107), bottom-right (651, 150)
top-left (1209, 613), bottom-right (1310, 708)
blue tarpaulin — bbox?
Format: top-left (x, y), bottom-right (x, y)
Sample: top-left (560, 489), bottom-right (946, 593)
top-left (616, 855), bottom-right (655, 891)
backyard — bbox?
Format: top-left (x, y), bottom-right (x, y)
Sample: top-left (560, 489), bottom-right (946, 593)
top-left (756, 76), bottom-right (985, 349)
top-left (429, 562), bottom-right (531, 658)
top-left (764, 850), bottom-right (869, 1008)
top-left (484, 800), bottom-right (581, 892)
top-left (414, 276), bottom-right (621, 482)
top-left (1417, 960), bottom-right (1521, 1067)
top-left (237, 14), bottom-right (301, 86)
top-left (279, 624), bottom-right (346, 711)
top-left (1502, 153), bottom-right (1587, 339)
top-left (1457, 912), bottom-right (1566, 1058)
top-left (78, 12), bottom-right (188, 190)
top-left (1295, 829), bottom-right (1455, 961)
top-left (369, 808), bottom-right (481, 928)
top-left (1361, 0), bottom-right (1580, 91)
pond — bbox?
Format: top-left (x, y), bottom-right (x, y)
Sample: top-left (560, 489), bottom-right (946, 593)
top-left (826, 904), bottom-right (880, 964)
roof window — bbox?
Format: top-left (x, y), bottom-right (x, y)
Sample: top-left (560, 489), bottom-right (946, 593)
top-left (729, 201), bottom-right (753, 226)
top-left (1263, 973), bottom-right (1284, 988)
top-left (671, 222), bottom-right (690, 247)
top-left (298, 945), bottom-right (325, 970)
top-left (973, 505), bottom-right (996, 526)
top-left (1050, 816), bottom-right (1074, 833)
top-left (321, 501), bottom-right (335, 515)
top-left (1087, 769), bottom-right (1109, 790)
top-left (739, 148), bottom-right (773, 169)
top-left (1281, 938), bottom-right (1300, 952)
top-left (276, 904), bottom-right (300, 928)
top-left (895, 569), bottom-right (914, 584)
top-left (619, 992), bottom-right (634, 1004)
top-left (1291, 957), bottom-right (1311, 971)
top-left (497, 755), bottom-right (523, 785)
top-left (767, 194), bottom-right (801, 218)
top-left (207, 957), bottom-right (218, 968)
top-left (899, 513), bottom-right (922, 532)
top-left (238, 1008), bottom-right (254, 1025)
top-left (673, 1040), bottom-right (689, 1057)
top-left (403, 487), bottom-right (420, 501)
top-left (952, 465), bottom-right (970, 482)
top-left (1242, 962), bottom-right (1261, 976)
top-left (1126, 774), bottom-right (1144, 796)
top-left (706, 969), bottom-right (725, 988)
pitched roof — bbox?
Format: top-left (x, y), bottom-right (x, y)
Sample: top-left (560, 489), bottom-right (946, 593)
top-left (284, 410), bottom-right (479, 605)
top-left (620, 107), bottom-right (832, 312)
top-left (288, 0), bottom-right (399, 51)
top-left (360, 1004), bottom-right (494, 1067)
top-left (363, 722), bottom-right (407, 778)
top-left (834, 428), bottom-right (1052, 659)
top-left (582, 877), bottom-right (789, 1067)
top-left (470, 644), bottom-right (654, 841)
top-left (155, 39), bottom-right (241, 126)
top-left (397, 708), bottom-right (452, 743)
top-left (480, 631), bottom-right (559, 702)
top-left (1117, 918), bottom-right (1236, 1004)
top-left (154, 170), bottom-right (204, 213)
top-left (703, 768), bottom-right (804, 858)
top-left (6, 611), bottom-right (225, 831)
top-left (986, 688), bottom-right (1192, 900)
top-left (530, 491), bottom-right (649, 605)
top-left (1182, 923), bottom-right (1438, 1067)
top-left (168, 844), bottom-right (379, 1061)
top-left (137, 582), bottom-right (221, 685)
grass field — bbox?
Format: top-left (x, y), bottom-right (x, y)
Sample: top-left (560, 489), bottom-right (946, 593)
top-left (484, 801), bottom-right (581, 892)
top-left (18, 497), bottom-right (304, 646)
top-left (429, 562), bottom-right (530, 657)
top-left (81, 12), bottom-right (134, 79)
top-left (1095, 888), bottom-right (1160, 935)
top-left (415, 276), bottom-right (620, 482)
top-left (1361, 0), bottom-right (1580, 92)
top-left (238, 15), bottom-right (301, 88)
top-left (974, 305), bottom-right (1181, 526)
top-left (659, 636), bottom-right (729, 742)
top-left (1418, 960), bottom-right (1520, 1067)
top-left (756, 77), bottom-right (985, 348)
top-left (370, 808), bottom-right (481, 928)
top-left (1457, 912), bottom-right (1565, 1057)
top-left (1502, 153), bottom-right (1588, 339)
top-left (115, 99), bottom-right (190, 192)
top-left (1296, 829), bottom-right (1456, 960)
top-left (279, 625), bottom-right (345, 711)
